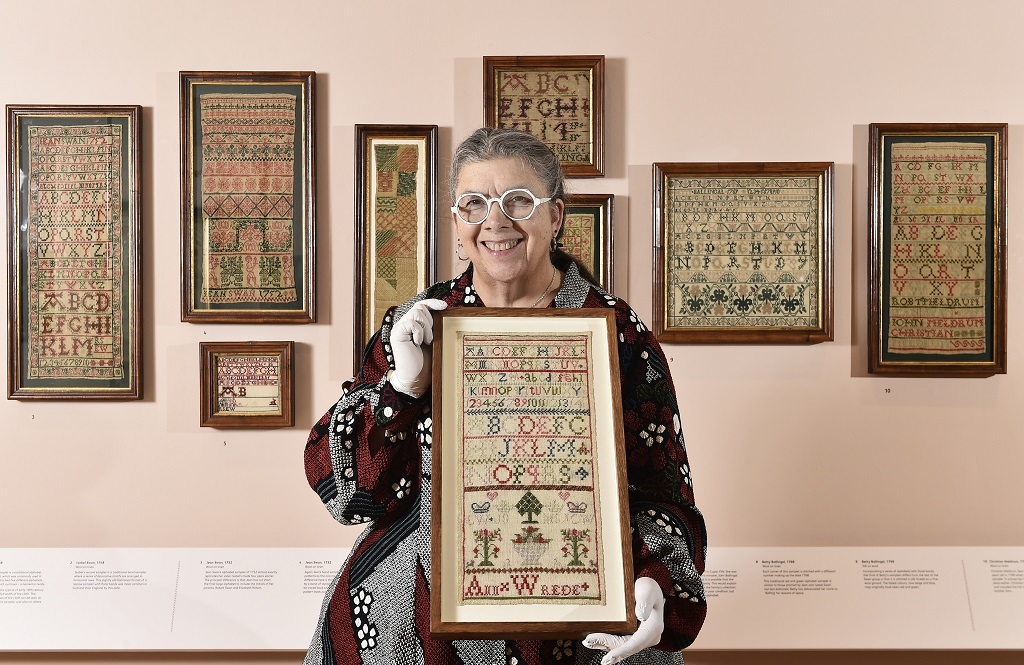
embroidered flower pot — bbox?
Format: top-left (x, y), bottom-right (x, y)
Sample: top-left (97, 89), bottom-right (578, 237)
top-left (512, 540), bottom-right (550, 566)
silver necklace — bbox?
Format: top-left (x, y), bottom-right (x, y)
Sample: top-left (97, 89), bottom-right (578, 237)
top-left (529, 265), bottom-right (557, 308)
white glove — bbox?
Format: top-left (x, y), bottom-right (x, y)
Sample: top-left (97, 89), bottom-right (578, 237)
top-left (583, 577), bottom-right (665, 665)
top-left (388, 298), bottom-right (447, 398)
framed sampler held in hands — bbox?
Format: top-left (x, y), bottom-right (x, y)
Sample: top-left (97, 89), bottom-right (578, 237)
top-left (430, 308), bottom-right (635, 639)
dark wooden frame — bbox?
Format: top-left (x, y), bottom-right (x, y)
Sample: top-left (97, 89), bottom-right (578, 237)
top-left (180, 71), bottom-right (316, 323)
top-left (353, 124), bottom-right (437, 370)
top-left (200, 341), bottom-right (294, 428)
top-left (7, 104), bottom-right (143, 399)
top-left (430, 308), bottom-right (635, 639)
top-left (484, 55), bottom-right (605, 178)
top-left (564, 193), bottom-right (614, 290)
top-left (653, 162), bottom-right (834, 344)
top-left (868, 123), bottom-right (1007, 376)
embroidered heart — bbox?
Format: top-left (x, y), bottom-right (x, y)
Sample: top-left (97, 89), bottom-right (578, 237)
top-left (487, 491), bottom-right (498, 501)
top-left (558, 491), bottom-right (570, 501)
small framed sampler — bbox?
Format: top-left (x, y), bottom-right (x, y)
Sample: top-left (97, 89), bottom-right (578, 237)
top-left (200, 341), bottom-right (294, 428)
top-left (430, 308), bottom-right (635, 639)
top-left (563, 193), bottom-right (614, 290)
top-left (6, 104), bottom-right (142, 400)
top-left (868, 123), bottom-right (1007, 377)
top-left (484, 55), bottom-right (604, 177)
top-left (180, 71), bottom-right (316, 323)
top-left (653, 162), bottom-right (834, 344)
top-left (353, 124), bottom-right (437, 370)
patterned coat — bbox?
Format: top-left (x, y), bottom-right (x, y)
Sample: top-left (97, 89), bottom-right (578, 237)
top-left (304, 263), bottom-right (707, 665)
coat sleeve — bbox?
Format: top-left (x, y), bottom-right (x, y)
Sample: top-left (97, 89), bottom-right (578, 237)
top-left (303, 304), bottom-right (428, 526)
top-left (615, 303), bottom-right (708, 650)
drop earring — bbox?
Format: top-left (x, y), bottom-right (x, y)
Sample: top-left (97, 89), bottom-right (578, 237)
top-left (456, 240), bottom-right (469, 261)
top-left (550, 227), bottom-right (563, 253)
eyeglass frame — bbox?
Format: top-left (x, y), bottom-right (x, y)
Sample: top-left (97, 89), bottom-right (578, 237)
top-left (450, 187), bottom-right (553, 225)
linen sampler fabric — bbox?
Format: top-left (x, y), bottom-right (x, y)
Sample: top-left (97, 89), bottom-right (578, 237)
top-left (303, 262), bottom-right (707, 665)
top-left (664, 176), bottom-right (821, 330)
top-left (885, 142), bottom-right (989, 356)
top-left (26, 124), bottom-right (124, 380)
top-left (215, 354), bottom-right (282, 415)
top-left (457, 331), bottom-right (607, 607)
top-left (371, 142), bottom-right (424, 332)
top-left (199, 93), bottom-right (297, 304)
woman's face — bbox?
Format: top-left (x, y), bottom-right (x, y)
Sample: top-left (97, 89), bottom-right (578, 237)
top-left (452, 157), bottom-right (563, 289)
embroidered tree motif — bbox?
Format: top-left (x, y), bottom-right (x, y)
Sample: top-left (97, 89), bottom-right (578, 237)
top-left (560, 528), bottom-right (591, 567)
top-left (472, 528), bottom-right (501, 567)
top-left (516, 491), bottom-right (543, 524)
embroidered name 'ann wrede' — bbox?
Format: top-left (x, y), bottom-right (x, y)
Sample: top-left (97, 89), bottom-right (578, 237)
top-left (456, 332), bottom-right (606, 606)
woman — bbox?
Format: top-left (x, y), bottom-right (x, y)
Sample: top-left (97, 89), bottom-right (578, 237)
top-left (304, 127), bottom-right (706, 665)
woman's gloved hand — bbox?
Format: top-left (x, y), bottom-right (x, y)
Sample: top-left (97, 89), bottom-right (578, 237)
top-left (583, 577), bottom-right (665, 664)
top-left (388, 298), bottom-right (447, 398)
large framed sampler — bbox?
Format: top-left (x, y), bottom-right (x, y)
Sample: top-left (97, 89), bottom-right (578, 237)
top-left (868, 123), bottom-right (1007, 377)
top-left (180, 71), bottom-right (316, 323)
top-left (484, 55), bottom-right (605, 178)
top-left (6, 105), bottom-right (142, 400)
top-left (353, 124), bottom-right (437, 371)
top-left (430, 308), bottom-right (635, 639)
top-left (653, 162), bottom-right (834, 344)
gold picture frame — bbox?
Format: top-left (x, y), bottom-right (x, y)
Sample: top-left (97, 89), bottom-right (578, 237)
top-left (180, 71), bottom-right (316, 323)
top-left (430, 308), bottom-right (635, 639)
top-left (200, 341), bottom-right (294, 428)
top-left (353, 124), bottom-right (437, 371)
top-left (484, 55), bottom-right (605, 178)
top-left (7, 104), bottom-right (143, 399)
top-left (653, 162), bottom-right (834, 344)
top-left (868, 123), bottom-right (1007, 376)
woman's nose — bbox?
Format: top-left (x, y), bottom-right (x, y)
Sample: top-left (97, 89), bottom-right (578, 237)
top-left (482, 200), bottom-right (512, 227)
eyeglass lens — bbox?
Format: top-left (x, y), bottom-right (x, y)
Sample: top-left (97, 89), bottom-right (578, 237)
top-left (456, 189), bottom-right (539, 223)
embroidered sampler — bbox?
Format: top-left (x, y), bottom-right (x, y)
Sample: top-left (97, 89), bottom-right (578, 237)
top-left (372, 143), bottom-right (422, 329)
top-left (215, 354), bottom-right (282, 415)
top-left (456, 332), bottom-right (606, 606)
top-left (26, 124), bottom-right (124, 380)
top-left (561, 210), bottom-right (597, 281)
top-left (495, 68), bottom-right (593, 165)
top-left (199, 93), bottom-right (297, 304)
top-left (665, 176), bottom-right (822, 329)
top-left (885, 142), bottom-right (988, 356)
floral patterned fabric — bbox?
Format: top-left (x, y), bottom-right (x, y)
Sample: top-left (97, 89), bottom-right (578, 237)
top-left (303, 263), bottom-right (707, 665)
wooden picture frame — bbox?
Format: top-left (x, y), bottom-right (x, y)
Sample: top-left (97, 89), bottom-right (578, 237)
top-left (180, 71), bottom-right (316, 323)
top-left (653, 162), bottom-right (834, 344)
top-left (484, 55), bottom-right (604, 178)
top-left (430, 308), bottom-right (635, 639)
top-left (353, 124), bottom-right (437, 370)
top-left (6, 104), bottom-right (142, 400)
top-left (200, 341), bottom-right (294, 428)
top-left (563, 193), bottom-right (614, 290)
top-left (868, 123), bottom-right (1007, 376)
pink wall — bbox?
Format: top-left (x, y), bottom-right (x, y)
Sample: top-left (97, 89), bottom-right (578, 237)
top-left (1, 0), bottom-right (1020, 662)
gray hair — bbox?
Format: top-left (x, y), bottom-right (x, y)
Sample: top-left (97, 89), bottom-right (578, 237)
top-left (449, 127), bottom-right (567, 208)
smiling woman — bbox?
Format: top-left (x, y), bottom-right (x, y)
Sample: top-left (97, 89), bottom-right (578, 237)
top-left (302, 127), bottom-right (707, 665)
